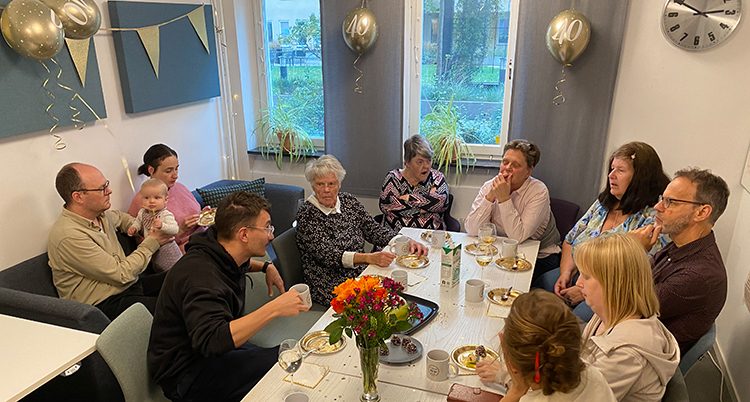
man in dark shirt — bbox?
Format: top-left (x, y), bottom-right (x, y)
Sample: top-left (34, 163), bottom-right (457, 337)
top-left (633, 168), bottom-right (729, 354)
top-left (148, 192), bottom-right (309, 402)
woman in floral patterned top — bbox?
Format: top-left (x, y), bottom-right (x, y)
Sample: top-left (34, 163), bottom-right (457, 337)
top-left (379, 135), bottom-right (449, 231)
top-left (538, 142), bottom-right (671, 318)
top-left (296, 155), bottom-right (428, 305)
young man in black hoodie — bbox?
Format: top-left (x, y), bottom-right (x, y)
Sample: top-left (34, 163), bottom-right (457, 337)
top-left (148, 191), bottom-right (310, 402)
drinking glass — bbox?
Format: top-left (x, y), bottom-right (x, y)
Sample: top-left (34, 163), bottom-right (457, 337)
top-left (478, 223), bottom-right (496, 246)
top-left (278, 339), bottom-right (302, 394)
top-left (474, 243), bottom-right (494, 287)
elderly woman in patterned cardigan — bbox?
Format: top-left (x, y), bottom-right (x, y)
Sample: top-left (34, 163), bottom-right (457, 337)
top-left (296, 155), bottom-right (428, 305)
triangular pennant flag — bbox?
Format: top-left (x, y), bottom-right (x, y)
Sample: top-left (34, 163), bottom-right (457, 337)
top-left (187, 6), bottom-right (209, 53)
top-left (137, 26), bottom-right (161, 78)
top-left (65, 38), bottom-right (90, 88)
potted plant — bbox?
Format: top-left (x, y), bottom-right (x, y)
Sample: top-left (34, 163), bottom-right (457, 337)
top-left (254, 101), bottom-right (316, 169)
top-left (421, 95), bottom-right (476, 179)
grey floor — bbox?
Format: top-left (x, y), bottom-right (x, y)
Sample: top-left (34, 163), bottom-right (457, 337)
top-left (685, 346), bottom-right (736, 402)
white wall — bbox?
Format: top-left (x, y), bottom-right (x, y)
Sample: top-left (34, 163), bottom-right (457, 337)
top-left (607, 1), bottom-right (750, 400)
top-left (0, 0), bottom-right (225, 269)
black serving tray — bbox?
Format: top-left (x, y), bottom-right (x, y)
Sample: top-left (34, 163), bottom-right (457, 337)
top-left (399, 293), bottom-right (439, 335)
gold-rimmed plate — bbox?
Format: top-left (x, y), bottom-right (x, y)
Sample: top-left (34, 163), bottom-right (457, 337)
top-left (420, 231), bottom-right (452, 242)
top-left (464, 243), bottom-right (498, 256)
top-left (451, 345), bottom-right (500, 371)
top-left (494, 257), bottom-right (532, 272)
top-left (300, 331), bottom-right (346, 355)
top-left (487, 288), bottom-right (524, 306)
top-left (396, 255), bottom-right (429, 269)
top-left (198, 209), bottom-right (216, 226)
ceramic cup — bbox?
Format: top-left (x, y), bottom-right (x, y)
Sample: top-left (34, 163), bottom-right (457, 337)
top-left (284, 393), bottom-right (309, 402)
top-left (391, 269), bottom-right (408, 287)
top-left (392, 236), bottom-right (410, 256)
top-left (502, 239), bottom-right (519, 259)
top-left (465, 279), bottom-right (485, 303)
top-left (426, 349), bottom-right (458, 381)
top-left (291, 284), bottom-right (312, 307)
top-left (431, 230), bottom-right (447, 248)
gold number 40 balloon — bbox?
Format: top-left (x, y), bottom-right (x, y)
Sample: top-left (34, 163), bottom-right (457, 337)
top-left (41, 0), bottom-right (102, 39)
top-left (546, 9), bottom-right (591, 65)
top-left (342, 8), bottom-right (378, 55)
top-left (1, 0), bottom-right (65, 60)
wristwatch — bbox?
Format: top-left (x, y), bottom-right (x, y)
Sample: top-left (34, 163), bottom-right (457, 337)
top-left (261, 261), bottom-right (271, 273)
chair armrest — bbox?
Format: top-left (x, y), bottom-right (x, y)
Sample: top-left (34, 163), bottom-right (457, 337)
top-left (0, 287), bottom-right (110, 334)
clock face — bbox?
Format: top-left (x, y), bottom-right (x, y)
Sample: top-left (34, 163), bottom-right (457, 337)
top-left (662, 0), bottom-right (742, 50)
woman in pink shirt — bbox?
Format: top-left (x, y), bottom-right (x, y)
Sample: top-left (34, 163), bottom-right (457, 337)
top-left (128, 144), bottom-right (206, 253)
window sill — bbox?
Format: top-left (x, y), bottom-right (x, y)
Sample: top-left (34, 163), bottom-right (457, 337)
top-left (437, 158), bottom-right (501, 170)
top-left (248, 147), bottom-right (325, 158)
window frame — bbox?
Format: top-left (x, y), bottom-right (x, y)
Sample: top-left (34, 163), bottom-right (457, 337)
top-left (403, 0), bottom-right (520, 160)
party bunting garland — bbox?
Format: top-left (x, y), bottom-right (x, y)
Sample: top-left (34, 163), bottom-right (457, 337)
top-left (94, 5), bottom-right (210, 78)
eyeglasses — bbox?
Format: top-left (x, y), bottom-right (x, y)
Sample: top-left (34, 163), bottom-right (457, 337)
top-left (658, 195), bottom-right (705, 209)
top-left (76, 180), bottom-right (110, 195)
top-left (249, 225), bottom-right (275, 236)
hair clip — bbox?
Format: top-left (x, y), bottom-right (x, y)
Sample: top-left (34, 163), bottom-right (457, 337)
top-left (534, 352), bottom-right (541, 383)
top-left (630, 153), bottom-right (636, 160)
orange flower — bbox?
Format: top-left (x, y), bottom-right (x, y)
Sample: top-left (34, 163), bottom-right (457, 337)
top-left (331, 297), bottom-right (346, 314)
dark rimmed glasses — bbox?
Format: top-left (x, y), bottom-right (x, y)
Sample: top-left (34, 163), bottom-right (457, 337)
top-left (658, 195), bottom-right (705, 209)
top-left (76, 180), bottom-right (110, 195)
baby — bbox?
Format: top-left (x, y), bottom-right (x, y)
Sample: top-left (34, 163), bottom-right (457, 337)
top-left (128, 179), bottom-right (182, 272)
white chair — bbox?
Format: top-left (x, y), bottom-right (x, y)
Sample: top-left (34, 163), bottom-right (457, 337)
top-left (95, 303), bottom-right (169, 402)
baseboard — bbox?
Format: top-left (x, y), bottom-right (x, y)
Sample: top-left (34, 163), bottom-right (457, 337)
top-left (713, 342), bottom-right (740, 402)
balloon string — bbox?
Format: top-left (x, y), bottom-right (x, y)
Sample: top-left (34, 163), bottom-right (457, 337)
top-left (571, 0), bottom-right (576, 10)
top-left (353, 54), bottom-right (363, 94)
top-left (361, 0), bottom-right (365, 8)
top-left (50, 58), bottom-right (86, 129)
top-left (553, 64), bottom-right (570, 106)
top-left (39, 60), bottom-right (66, 150)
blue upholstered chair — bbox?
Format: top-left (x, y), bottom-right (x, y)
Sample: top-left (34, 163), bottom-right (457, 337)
top-left (679, 322), bottom-right (716, 375)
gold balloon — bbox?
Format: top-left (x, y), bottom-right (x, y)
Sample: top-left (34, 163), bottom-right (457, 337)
top-left (342, 8), bottom-right (378, 55)
top-left (545, 9), bottom-right (591, 65)
top-left (1, 0), bottom-right (65, 60)
top-left (41, 0), bottom-right (102, 39)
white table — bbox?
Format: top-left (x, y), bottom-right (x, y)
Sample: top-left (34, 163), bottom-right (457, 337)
top-left (0, 314), bottom-right (99, 402)
top-left (243, 228), bottom-right (539, 401)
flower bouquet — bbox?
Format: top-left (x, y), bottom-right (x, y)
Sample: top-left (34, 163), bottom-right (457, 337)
top-left (325, 275), bottom-right (423, 402)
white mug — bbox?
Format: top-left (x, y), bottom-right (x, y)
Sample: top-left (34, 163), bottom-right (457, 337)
top-left (284, 393), bottom-right (309, 402)
top-left (502, 239), bottom-right (518, 259)
top-left (426, 349), bottom-right (458, 381)
top-left (431, 230), bottom-right (446, 248)
top-left (291, 284), bottom-right (312, 307)
top-left (465, 279), bottom-right (485, 303)
top-left (391, 270), bottom-right (408, 288)
top-left (392, 236), bottom-right (410, 256)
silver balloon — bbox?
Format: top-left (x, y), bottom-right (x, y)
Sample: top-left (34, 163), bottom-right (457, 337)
top-left (1, 0), bottom-right (65, 60)
top-left (342, 8), bottom-right (378, 55)
top-left (41, 0), bottom-right (102, 39)
top-left (545, 9), bottom-right (591, 65)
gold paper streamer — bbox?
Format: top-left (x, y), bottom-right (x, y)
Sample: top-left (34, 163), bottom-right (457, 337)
top-left (137, 26), bottom-right (161, 78)
top-left (187, 7), bottom-right (209, 53)
top-left (353, 54), bottom-right (363, 94)
top-left (65, 38), bottom-right (91, 88)
top-left (38, 60), bottom-right (66, 150)
top-left (553, 64), bottom-right (570, 106)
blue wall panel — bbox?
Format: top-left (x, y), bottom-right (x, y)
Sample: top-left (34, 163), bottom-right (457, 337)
top-left (108, 1), bottom-right (221, 114)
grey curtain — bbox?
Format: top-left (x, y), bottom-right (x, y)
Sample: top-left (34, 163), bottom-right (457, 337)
top-left (321, 0), bottom-right (404, 197)
top-left (509, 0), bottom-right (630, 212)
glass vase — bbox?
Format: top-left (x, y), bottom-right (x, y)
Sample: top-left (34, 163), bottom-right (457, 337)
top-left (357, 341), bottom-right (380, 402)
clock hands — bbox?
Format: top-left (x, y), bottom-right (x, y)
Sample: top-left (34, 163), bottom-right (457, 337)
top-left (673, 0), bottom-right (710, 17)
top-left (699, 10), bottom-right (726, 15)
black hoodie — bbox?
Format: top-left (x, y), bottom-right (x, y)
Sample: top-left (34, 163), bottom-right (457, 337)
top-left (147, 226), bottom-right (249, 392)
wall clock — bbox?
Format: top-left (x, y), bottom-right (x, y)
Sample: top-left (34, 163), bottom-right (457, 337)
top-left (662, 0), bottom-right (742, 50)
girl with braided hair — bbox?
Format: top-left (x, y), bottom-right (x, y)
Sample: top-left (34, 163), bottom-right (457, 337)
top-left (481, 289), bottom-right (615, 402)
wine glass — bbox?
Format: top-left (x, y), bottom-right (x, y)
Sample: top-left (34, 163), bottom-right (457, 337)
top-left (475, 243), bottom-right (494, 287)
top-left (278, 339), bottom-right (302, 395)
top-left (478, 223), bottom-right (496, 246)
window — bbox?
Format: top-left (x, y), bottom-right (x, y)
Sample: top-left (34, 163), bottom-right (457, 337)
top-left (407, 0), bottom-right (518, 158)
top-left (261, 2), bottom-right (324, 144)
